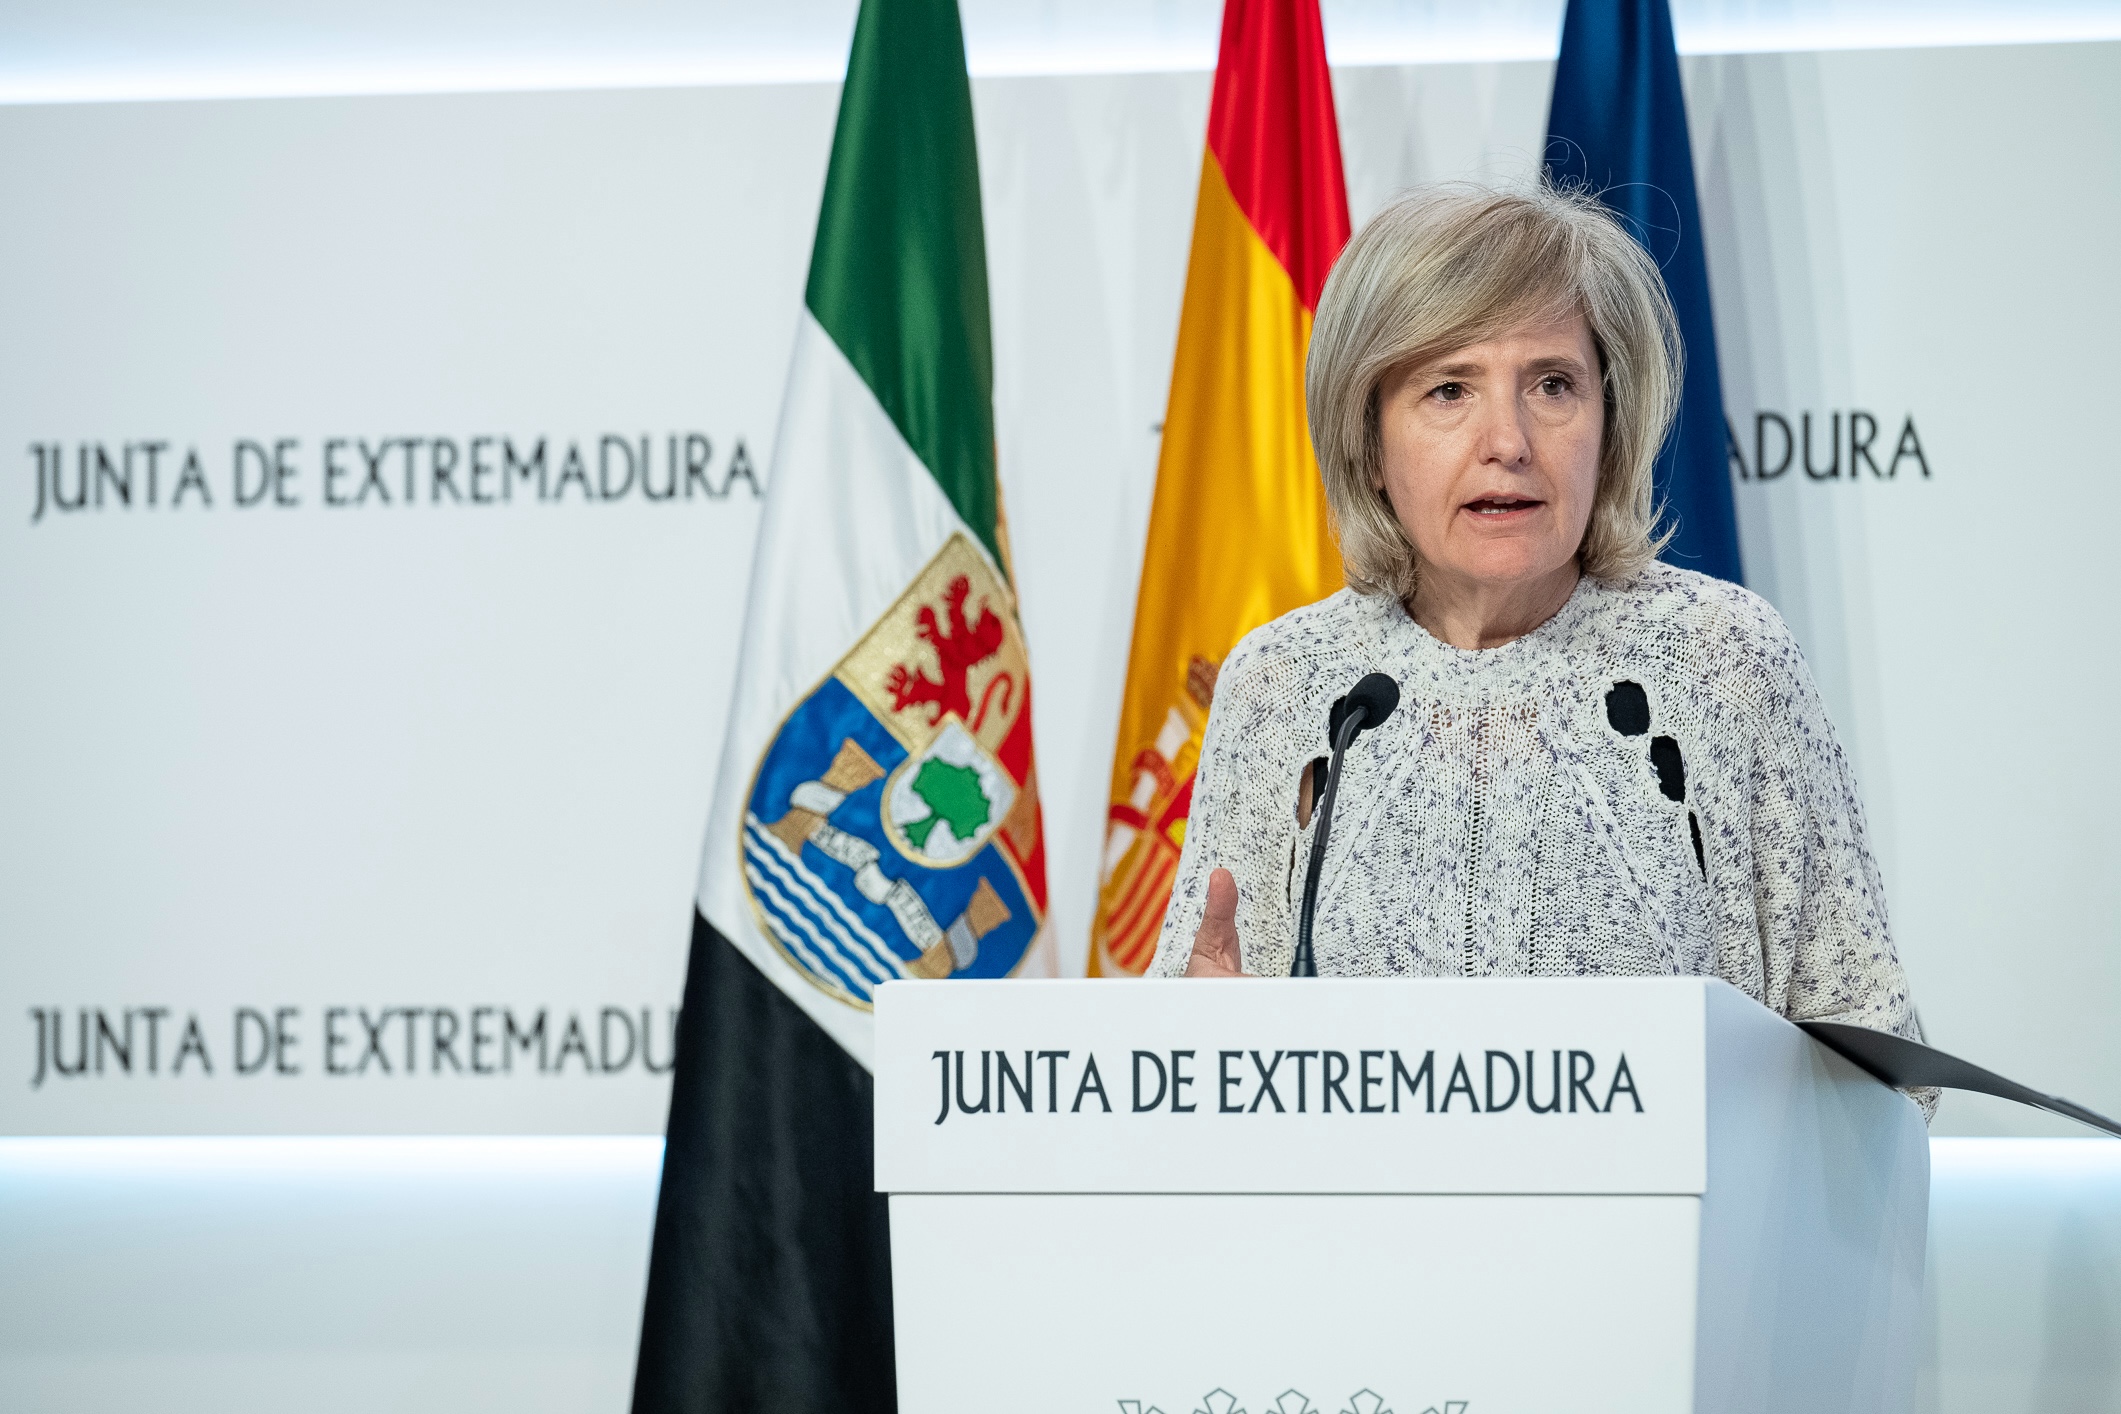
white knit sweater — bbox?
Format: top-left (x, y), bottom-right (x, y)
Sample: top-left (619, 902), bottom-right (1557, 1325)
top-left (1147, 564), bottom-right (1931, 1113)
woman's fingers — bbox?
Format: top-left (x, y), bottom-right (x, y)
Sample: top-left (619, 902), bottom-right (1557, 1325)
top-left (1185, 868), bottom-right (1246, 976)
top-left (1202, 867), bottom-right (1239, 945)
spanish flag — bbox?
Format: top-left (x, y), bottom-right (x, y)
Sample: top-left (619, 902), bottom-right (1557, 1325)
top-left (1091, 0), bottom-right (1352, 976)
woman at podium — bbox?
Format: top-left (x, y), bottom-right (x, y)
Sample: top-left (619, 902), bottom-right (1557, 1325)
top-left (1149, 183), bottom-right (1932, 1115)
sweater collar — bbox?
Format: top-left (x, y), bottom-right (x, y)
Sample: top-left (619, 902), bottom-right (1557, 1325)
top-left (1351, 572), bottom-right (1611, 699)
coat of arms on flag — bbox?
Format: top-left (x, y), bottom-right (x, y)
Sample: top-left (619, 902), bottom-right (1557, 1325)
top-left (742, 532), bottom-right (1043, 1006)
top-left (1094, 653), bottom-right (1217, 974)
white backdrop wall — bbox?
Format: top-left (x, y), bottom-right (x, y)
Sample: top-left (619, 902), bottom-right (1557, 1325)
top-left (2, 41), bottom-right (2116, 1137)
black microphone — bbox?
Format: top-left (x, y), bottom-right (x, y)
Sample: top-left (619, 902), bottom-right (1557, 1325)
top-left (1291, 672), bottom-right (1400, 977)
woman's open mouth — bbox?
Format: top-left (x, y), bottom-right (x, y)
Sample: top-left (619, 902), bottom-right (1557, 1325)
top-left (1464, 495), bottom-right (1543, 517)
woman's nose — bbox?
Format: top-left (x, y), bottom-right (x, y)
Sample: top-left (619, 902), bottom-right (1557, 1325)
top-left (1476, 399), bottom-right (1533, 467)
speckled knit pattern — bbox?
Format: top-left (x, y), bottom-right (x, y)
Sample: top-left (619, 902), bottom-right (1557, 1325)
top-left (1147, 564), bottom-right (1933, 1117)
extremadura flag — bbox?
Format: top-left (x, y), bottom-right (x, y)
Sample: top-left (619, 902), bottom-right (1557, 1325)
top-left (632, 1), bottom-right (1047, 1410)
top-left (1092, 0), bottom-right (1352, 976)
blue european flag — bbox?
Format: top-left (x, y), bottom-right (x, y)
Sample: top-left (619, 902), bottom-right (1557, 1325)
top-left (1545, 0), bottom-right (1743, 584)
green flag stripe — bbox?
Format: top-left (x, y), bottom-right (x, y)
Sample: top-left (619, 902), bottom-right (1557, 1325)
top-left (805, 0), bottom-right (1001, 570)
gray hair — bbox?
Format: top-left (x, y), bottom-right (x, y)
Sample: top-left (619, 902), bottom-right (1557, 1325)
top-left (1306, 181), bottom-right (1680, 599)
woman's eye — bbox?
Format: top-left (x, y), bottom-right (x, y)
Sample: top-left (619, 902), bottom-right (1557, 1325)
top-left (1431, 382), bottom-right (1464, 403)
top-left (1538, 374), bottom-right (1572, 396)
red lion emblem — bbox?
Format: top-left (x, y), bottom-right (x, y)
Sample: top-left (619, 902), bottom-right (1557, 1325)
top-left (886, 575), bottom-right (1004, 726)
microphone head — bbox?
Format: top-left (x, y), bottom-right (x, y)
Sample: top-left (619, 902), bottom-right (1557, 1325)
top-left (1348, 672), bottom-right (1400, 727)
top-left (1328, 672), bottom-right (1402, 744)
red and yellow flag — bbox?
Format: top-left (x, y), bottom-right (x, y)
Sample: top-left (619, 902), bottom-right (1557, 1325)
top-left (1091, 0), bottom-right (1352, 976)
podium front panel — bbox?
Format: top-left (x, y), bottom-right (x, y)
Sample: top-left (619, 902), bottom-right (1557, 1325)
top-left (876, 977), bottom-right (1710, 1196)
top-left (891, 1190), bottom-right (1700, 1414)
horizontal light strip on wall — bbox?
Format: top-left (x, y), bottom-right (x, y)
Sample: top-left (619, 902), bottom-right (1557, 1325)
top-left (0, 1135), bottom-right (2114, 1181)
top-left (0, 1135), bottom-right (666, 1178)
top-left (3, 2), bottom-right (2119, 105)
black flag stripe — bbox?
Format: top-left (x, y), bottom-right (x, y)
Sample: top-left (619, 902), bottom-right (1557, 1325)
top-left (632, 913), bottom-right (897, 1414)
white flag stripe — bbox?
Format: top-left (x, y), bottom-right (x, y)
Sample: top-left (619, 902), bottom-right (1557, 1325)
top-left (700, 311), bottom-right (973, 1063)
top-left (743, 823), bottom-right (905, 988)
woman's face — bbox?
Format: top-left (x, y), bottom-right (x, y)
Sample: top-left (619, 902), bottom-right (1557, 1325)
top-left (1375, 312), bottom-right (1605, 599)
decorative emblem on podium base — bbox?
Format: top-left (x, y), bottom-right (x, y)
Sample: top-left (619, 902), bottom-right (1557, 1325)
top-left (1115, 1389), bottom-right (1465, 1414)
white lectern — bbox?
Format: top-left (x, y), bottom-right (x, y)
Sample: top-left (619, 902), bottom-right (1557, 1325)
top-left (874, 977), bottom-right (1927, 1414)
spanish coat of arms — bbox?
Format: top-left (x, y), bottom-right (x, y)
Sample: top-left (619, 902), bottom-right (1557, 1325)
top-left (741, 532), bottom-right (1047, 1007)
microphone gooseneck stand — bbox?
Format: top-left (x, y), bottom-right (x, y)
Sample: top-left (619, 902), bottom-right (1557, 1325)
top-left (1291, 672), bottom-right (1400, 978)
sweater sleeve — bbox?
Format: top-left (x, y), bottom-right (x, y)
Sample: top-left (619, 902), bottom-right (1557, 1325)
top-left (1744, 622), bottom-right (1937, 1120)
top-left (1145, 644), bottom-right (1304, 978)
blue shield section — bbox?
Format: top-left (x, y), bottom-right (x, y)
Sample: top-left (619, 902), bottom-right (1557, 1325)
top-left (743, 677), bottom-right (1037, 1003)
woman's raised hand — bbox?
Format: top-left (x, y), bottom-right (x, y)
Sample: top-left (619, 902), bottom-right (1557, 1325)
top-left (1183, 868), bottom-right (1250, 977)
